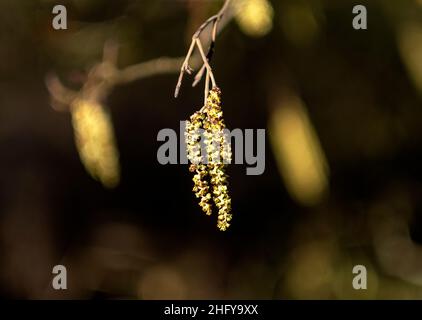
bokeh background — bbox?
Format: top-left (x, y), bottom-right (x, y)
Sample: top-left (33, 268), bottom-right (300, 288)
top-left (1, 0), bottom-right (422, 299)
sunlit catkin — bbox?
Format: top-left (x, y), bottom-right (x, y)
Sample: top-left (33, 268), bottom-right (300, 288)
top-left (185, 112), bottom-right (212, 215)
top-left (203, 88), bottom-right (232, 231)
top-left (71, 99), bottom-right (120, 188)
top-left (185, 87), bottom-right (232, 231)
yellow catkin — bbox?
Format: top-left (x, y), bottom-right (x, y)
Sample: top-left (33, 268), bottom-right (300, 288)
top-left (71, 99), bottom-right (120, 188)
top-left (185, 112), bottom-right (212, 215)
top-left (185, 87), bottom-right (232, 231)
top-left (203, 88), bottom-right (232, 231)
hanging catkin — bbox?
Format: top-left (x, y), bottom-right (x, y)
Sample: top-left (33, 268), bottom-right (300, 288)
top-left (71, 99), bottom-right (120, 188)
top-left (185, 87), bottom-right (232, 231)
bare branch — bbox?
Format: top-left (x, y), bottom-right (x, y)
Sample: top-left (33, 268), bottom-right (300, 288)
top-left (116, 56), bottom-right (185, 85)
top-left (102, 39), bottom-right (119, 66)
top-left (46, 41), bottom-right (189, 112)
top-left (195, 38), bottom-right (216, 88)
top-left (204, 68), bottom-right (210, 106)
top-left (175, 40), bottom-right (197, 98)
top-left (192, 65), bottom-right (206, 88)
top-left (174, 0), bottom-right (233, 98)
top-left (46, 0), bottom-right (234, 111)
top-left (193, 4), bottom-right (233, 87)
top-left (45, 73), bottom-right (78, 111)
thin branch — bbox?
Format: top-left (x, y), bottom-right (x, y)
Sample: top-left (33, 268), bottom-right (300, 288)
top-left (116, 56), bottom-right (186, 85)
top-left (192, 65), bottom-right (206, 88)
top-left (193, 4), bottom-right (233, 87)
top-left (175, 40), bottom-right (197, 98)
top-left (195, 38), bottom-right (216, 88)
top-left (47, 0), bottom-right (234, 110)
top-left (204, 68), bottom-right (210, 106)
top-left (45, 73), bottom-right (78, 111)
top-left (174, 0), bottom-right (232, 98)
top-left (46, 42), bottom-right (190, 112)
top-left (102, 39), bottom-right (119, 66)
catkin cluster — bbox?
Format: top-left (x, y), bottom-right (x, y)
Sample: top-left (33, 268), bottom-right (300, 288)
top-left (185, 87), bottom-right (232, 231)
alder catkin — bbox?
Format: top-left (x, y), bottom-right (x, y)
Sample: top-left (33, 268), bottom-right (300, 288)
top-left (185, 87), bottom-right (233, 231)
top-left (185, 111), bottom-right (213, 216)
top-left (71, 99), bottom-right (120, 188)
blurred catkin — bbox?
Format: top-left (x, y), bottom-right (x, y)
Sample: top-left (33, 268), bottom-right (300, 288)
top-left (234, 0), bottom-right (274, 37)
top-left (71, 99), bottom-right (120, 188)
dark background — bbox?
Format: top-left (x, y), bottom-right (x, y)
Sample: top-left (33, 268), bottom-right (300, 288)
top-left (0, 0), bottom-right (422, 299)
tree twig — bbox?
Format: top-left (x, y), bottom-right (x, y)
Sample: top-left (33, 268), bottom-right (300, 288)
top-left (45, 73), bottom-right (78, 111)
top-left (46, 41), bottom-right (191, 111)
top-left (174, 0), bottom-right (232, 98)
top-left (46, 0), bottom-right (234, 110)
top-left (116, 56), bottom-right (186, 85)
